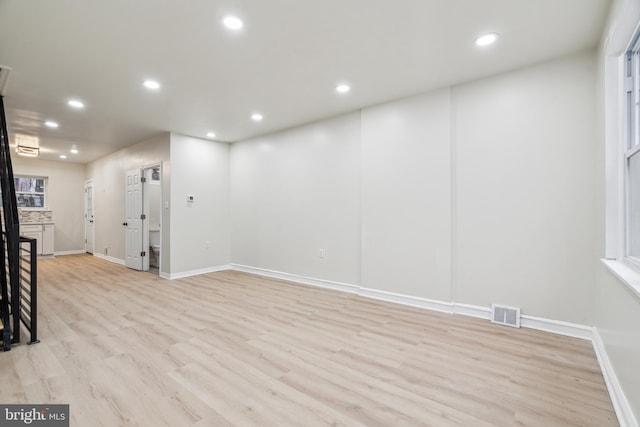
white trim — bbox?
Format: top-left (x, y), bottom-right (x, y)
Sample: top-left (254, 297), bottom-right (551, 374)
top-left (358, 286), bottom-right (453, 313)
top-left (84, 179), bottom-right (95, 255)
top-left (604, 54), bottom-right (622, 259)
top-left (230, 264), bottom-right (360, 293)
top-left (602, 258), bottom-right (640, 300)
top-left (453, 302), bottom-right (490, 319)
top-left (166, 264), bottom-right (231, 280)
top-left (142, 162), bottom-right (162, 274)
top-left (93, 252), bottom-right (125, 266)
top-left (592, 328), bottom-right (638, 427)
top-left (139, 262), bottom-right (635, 424)
top-left (54, 249), bottom-right (86, 256)
top-left (230, 264), bottom-right (635, 425)
top-left (228, 264), bottom-right (596, 340)
top-left (520, 315), bottom-right (593, 340)
top-left (626, 142), bottom-right (640, 159)
top-left (15, 174), bottom-right (48, 210)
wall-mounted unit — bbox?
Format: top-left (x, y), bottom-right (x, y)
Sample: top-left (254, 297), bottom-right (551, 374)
top-left (14, 134), bottom-right (39, 158)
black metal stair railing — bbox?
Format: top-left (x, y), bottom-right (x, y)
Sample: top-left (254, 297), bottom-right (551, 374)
top-left (0, 95), bottom-right (26, 351)
top-left (18, 236), bottom-right (38, 344)
top-left (0, 230), bottom-right (9, 351)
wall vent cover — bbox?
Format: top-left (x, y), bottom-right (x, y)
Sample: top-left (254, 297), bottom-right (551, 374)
top-left (491, 304), bottom-right (521, 328)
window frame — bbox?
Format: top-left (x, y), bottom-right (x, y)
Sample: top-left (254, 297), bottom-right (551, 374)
top-left (624, 31), bottom-right (640, 270)
top-left (14, 175), bottom-right (47, 210)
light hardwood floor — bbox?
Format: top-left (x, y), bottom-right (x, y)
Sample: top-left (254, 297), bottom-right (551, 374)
top-left (0, 254), bottom-right (617, 426)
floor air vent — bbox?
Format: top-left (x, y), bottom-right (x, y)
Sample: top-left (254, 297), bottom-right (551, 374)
top-left (491, 304), bottom-right (521, 328)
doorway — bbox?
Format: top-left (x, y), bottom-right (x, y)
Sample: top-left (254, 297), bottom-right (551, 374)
top-left (124, 164), bottom-right (163, 274)
top-left (144, 165), bottom-right (162, 275)
top-left (84, 179), bottom-right (94, 254)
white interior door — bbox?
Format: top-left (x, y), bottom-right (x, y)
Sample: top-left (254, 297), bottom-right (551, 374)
top-left (84, 180), bottom-right (94, 254)
top-left (125, 169), bottom-right (143, 270)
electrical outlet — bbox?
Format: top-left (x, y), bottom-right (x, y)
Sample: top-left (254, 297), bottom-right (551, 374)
top-left (319, 248), bottom-right (325, 258)
top-left (205, 240), bottom-right (210, 249)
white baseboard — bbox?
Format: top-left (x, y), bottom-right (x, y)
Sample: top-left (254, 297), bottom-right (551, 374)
top-left (230, 264), bottom-right (360, 293)
top-left (166, 264), bottom-right (231, 280)
top-left (69, 258), bottom-right (633, 424)
top-left (229, 264), bottom-right (592, 338)
top-left (62, 258), bottom-right (635, 424)
top-left (520, 314), bottom-right (593, 340)
top-left (453, 303), bottom-right (491, 319)
top-left (358, 286), bottom-right (453, 313)
top-left (227, 264), bottom-right (633, 427)
top-left (592, 328), bottom-right (638, 427)
top-left (93, 252), bottom-right (126, 266)
top-left (54, 249), bottom-right (86, 256)
top-left (90, 254), bottom-right (229, 279)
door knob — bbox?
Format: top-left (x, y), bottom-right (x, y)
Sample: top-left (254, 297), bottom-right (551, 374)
top-left (123, 222), bottom-right (128, 226)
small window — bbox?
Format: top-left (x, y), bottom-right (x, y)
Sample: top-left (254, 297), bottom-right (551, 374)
top-left (625, 32), bottom-right (640, 267)
top-left (14, 176), bottom-right (47, 209)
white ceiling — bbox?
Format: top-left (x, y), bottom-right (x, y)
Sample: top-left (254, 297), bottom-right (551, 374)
top-left (0, 0), bottom-right (611, 164)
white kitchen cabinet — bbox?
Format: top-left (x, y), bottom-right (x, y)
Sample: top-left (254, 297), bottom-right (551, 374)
top-left (20, 223), bottom-right (54, 256)
top-left (43, 224), bottom-right (54, 255)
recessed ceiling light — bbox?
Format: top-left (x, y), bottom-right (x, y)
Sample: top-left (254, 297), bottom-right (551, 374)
top-left (206, 132), bottom-right (216, 138)
top-left (44, 121), bottom-right (59, 128)
top-left (251, 113), bottom-right (263, 122)
top-left (59, 154), bottom-right (67, 159)
top-left (68, 99), bottom-right (85, 109)
top-left (143, 80), bottom-right (161, 90)
top-left (475, 32), bottom-right (499, 47)
top-left (336, 84), bottom-right (351, 93)
top-left (70, 148), bottom-right (79, 154)
top-left (223, 15), bottom-right (244, 30)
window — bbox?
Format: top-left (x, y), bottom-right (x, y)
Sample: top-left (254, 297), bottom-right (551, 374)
top-left (14, 176), bottom-right (46, 209)
top-left (625, 32), bottom-right (640, 267)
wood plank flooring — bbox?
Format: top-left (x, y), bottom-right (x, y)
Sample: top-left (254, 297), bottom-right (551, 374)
top-left (0, 254), bottom-right (618, 426)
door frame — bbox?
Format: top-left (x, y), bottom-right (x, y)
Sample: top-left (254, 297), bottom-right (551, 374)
top-left (124, 164), bottom-right (163, 273)
top-left (84, 179), bottom-right (95, 254)
top-left (143, 163), bottom-right (162, 273)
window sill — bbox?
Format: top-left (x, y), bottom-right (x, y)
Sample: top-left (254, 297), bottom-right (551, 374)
top-left (601, 259), bottom-right (640, 300)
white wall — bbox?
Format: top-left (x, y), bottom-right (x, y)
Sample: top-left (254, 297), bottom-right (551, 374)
top-left (170, 134), bottom-right (230, 275)
top-left (361, 89), bottom-right (452, 300)
top-left (12, 157), bottom-right (85, 253)
top-left (26, 131), bottom-right (228, 278)
top-left (86, 133), bottom-right (170, 271)
top-left (453, 53), bottom-right (597, 324)
top-left (229, 52), bottom-right (597, 325)
top-left (227, 52), bottom-right (637, 413)
top-left (230, 114), bottom-right (361, 285)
